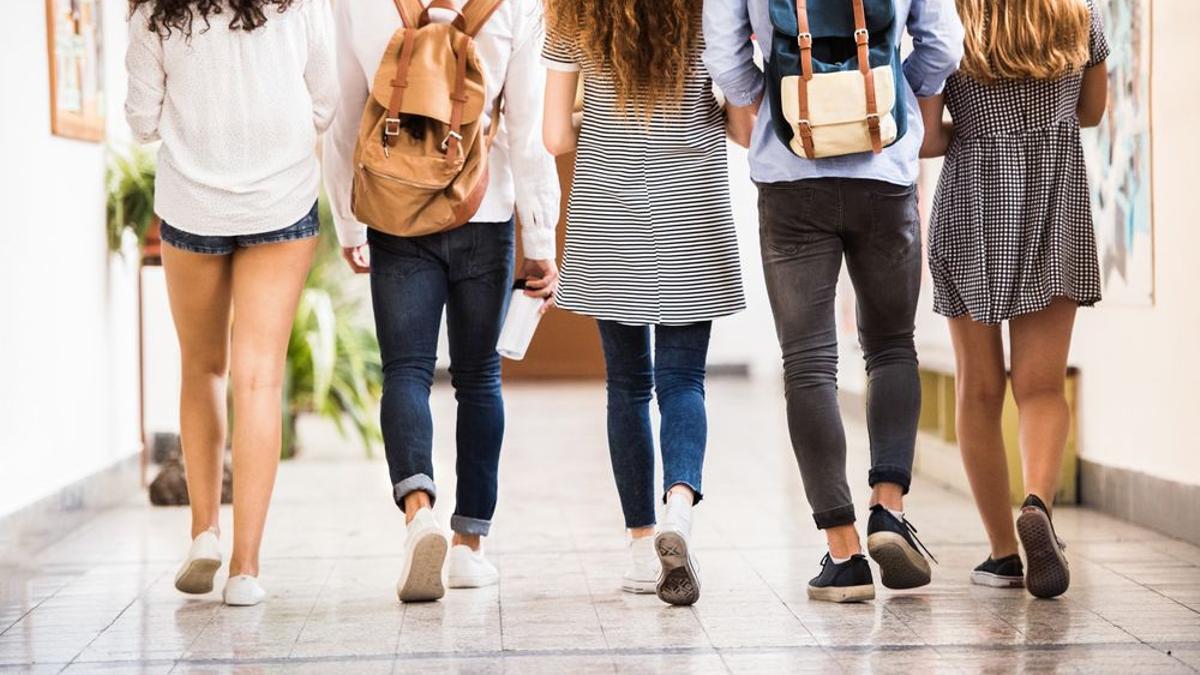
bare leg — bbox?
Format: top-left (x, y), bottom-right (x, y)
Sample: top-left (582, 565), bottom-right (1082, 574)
top-left (826, 525), bottom-right (863, 558)
top-left (1009, 298), bottom-right (1077, 508)
top-left (869, 483), bottom-right (905, 511)
top-left (162, 243), bottom-right (233, 539)
top-left (227, 237), bottom-right (317, 577)
top-left (948, 316), bottom-right (1017, 558)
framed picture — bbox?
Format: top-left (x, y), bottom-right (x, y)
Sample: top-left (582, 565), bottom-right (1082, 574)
top-left (45, 0), bottom-right (106, 142)
top-left (1083, 0), bottom-right (1155, 306)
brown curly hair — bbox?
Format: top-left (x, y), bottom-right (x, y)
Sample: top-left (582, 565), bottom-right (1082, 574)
top-left (546, 0), bottom-right (700, 118)
top-left (130, 0), bottom-right (295, 39)
top-left (957, 0), bottom-right (1091, 83)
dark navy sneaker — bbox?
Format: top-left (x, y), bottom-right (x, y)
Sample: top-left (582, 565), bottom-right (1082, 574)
top-left (970, 554), bottom-right (1025, 588)
top-left (807, 553), bottom-right (875, 603)
top-left (866, 504), bottom-right (936, 589)
top-left (1016, 494), bottom-right (1070, 598)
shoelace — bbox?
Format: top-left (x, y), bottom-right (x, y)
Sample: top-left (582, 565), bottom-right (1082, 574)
top-left (900, 516), bottom-right (939, 565)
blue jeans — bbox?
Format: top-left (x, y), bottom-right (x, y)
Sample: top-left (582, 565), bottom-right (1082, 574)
top-left (367, 220), bottom-right (515, 537)
top-left (597, 320), bottom-right (712, 529)
top-left (160, 202), bottom-right (319, 255)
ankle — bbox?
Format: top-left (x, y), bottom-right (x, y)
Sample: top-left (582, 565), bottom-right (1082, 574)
top-left (402, 491), bottom-right (433, 524)
top-left (453, 533), bottom-right (482, 551)
top-left (870, 483), bottom-right (905, 512)
top-left (228, 560), bottom-right (258, 577)
top-left (825, 525), bottom-right (862, 559)
top-left (666, 484), bottom-right (696, 506)
top-left (191, 521), bottom-right (220, 539)
top-left (629, 526), bottom-right (655, 540)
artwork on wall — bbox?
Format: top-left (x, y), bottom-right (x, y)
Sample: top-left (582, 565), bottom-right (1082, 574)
top-left (1083, 0), bottom-right (1154, 306)
top-left (45, 0), bottom-right (106, 142)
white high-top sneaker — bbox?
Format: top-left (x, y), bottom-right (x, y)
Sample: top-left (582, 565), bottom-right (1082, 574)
top-left (622, 535), bottom-right (659, 594)
top-left (174, 529), bottom-right (222, 594)
top-left (447, 545), bottom-right (500, 588)
top-left (655, 492), bottom-right (700, 605)
top-left (397, 508), bottom-right (449, 602)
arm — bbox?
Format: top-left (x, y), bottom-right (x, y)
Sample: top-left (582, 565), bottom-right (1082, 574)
top-left (543, 69), bottom-right (580, 156)
top-left (918, 93), bottom-right (953, 158)
top-left (725, 95), bottom-right (761, 149)
top-left (903, 0), bottom-right (965, 99)
top-left (702, 0), bottom-right (764, 111)
top-left (505, 2), bottom-right (562, 302)
top-left (305, 0), bottom-right (339, 133)
top-left (124, 7), bottom-right (165, 144)
top-left (1077, 64), bottom-right (1107, 128)
top-left (321, 0), bottom-right (371, 270)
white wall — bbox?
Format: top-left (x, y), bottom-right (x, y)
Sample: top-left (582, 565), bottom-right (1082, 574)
top-left (911, 0), bottom-right (1200, 489)
top-left (0, 0), bottom-right (141, 517)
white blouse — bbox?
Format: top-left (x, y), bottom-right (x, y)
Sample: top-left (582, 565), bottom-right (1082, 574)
top-left (322, 0), bottom-right (559, 259)
top-left (125, 0), bottom-right (339, 236)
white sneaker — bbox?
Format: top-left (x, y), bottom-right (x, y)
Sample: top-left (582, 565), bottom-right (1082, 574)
top-left (655, 492), bottom-right (700, 605)
top-left (447, 544), bottom-right (499, 588)
top-left (396, 508), bottom-right (449, 602)
top-left (223, 575), bottom-right (266, 606)
top-left (622, 535), bottom-right (659, 594)
top-left (174, 529), bottom-right (222, 594)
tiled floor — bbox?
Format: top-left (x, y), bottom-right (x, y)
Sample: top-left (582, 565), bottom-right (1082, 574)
top-left (2, 381), bottom-right (1198, 673)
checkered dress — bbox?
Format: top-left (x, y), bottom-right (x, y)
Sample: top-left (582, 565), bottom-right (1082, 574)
top-left (928, 2), bottom-right (1110, 324)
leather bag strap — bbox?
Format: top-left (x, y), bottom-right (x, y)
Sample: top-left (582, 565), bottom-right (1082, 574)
top-left (393, 0), bottom-right (422, 28)
top-left (442, 32), bottom-right (472, 163)
top-left (383, 26), bottom-right (419, 148)
top-left (852, 0), bottom-right (882, 153)
top-left (794, 0), bottom-right (815, 158)
top-left (461, 0), bottom-right (505, 37)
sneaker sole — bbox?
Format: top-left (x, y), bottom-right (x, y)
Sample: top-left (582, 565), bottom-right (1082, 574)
top-left (1017, 507), bottom-right (1069, 599)
top-left (807, 583), bottom-right (875, 603)
top-left (970, 570), bottom-right (1025, 588)
top-left (174, 558), bottom-right (221, 595)
top-left (397, 532), bottom-right (448, 603)
top-left (867, 531), bottom-right (932, 590)
top-left (655, 531), bottom-right (700, 606)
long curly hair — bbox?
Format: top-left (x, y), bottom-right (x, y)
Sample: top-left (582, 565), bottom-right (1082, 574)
top-left (956, 0), bottom-right (1091, 83)
top-left (546, 0), bottom-right (699, 118)
top-left (129, 0), bottom-right (295, 39)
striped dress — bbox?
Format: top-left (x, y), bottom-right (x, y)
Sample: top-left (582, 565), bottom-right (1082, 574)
top-left (541, 24), bottom-right (745, 326)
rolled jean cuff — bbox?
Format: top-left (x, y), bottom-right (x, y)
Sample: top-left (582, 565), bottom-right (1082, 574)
top-left (663, 481), bottom-right (704, 506)
top-left (812, 503), bottom-right (857, 530)
top-left (868, 466), bottom-right (912, 494)
top-left (393, 474), bottom-right (437, 511)
top-left (450, 514), bottom-right (491, 537)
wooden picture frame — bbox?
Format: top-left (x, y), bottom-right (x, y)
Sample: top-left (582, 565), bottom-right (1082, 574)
top-left (45, 0), bottom-right (106, 142)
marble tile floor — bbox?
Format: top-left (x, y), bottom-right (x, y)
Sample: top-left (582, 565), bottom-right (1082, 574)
top-left (1, 381), bottom-right (1197, 673)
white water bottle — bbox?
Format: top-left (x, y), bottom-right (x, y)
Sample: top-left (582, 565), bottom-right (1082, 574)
top-left (496, 280), bottom-right (545, 361)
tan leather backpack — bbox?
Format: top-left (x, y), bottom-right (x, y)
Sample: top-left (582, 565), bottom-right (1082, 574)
top-left (351, 0), bottom-right (504, 237)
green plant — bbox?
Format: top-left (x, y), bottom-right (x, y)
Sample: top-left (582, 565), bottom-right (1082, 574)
top-left (105, 146), bottom-right (157, 252)
top-left (283, 197), bottom-right (384, 457)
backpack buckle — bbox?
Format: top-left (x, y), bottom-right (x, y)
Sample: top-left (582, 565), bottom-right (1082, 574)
top-left (854, 28), bottom-right (869, 45)
top-left (384, 117), bottom-right (402, 137)
top-left (865, 113), bottom-right (881, 127)
top-left (797, 32), bottom-right (812, 49)
top-left (440, 130), bottom-right (464, 152)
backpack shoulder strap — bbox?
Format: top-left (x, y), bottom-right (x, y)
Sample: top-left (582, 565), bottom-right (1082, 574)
top-left (393, 0), bottom-right (423, 28)
top-left (460, 0), bottom-right (504, 37)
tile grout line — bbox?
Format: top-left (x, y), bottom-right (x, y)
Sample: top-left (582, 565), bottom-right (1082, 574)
top-left (574, 538), bottom-right (616, 673)
top-left (287, 560), bottom-right (338, 659)
top-left (61, 565), bottom-right (169, 672)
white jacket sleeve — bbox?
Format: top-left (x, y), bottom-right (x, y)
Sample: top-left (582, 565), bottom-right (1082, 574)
top-left (124, 7), bottom-right (165, 144)
top-left (503, 1), bottom-right (560, 261)
top-left (305, 0), bottom-right (340, 133)
top-left (322, 0), bottom-right (370, 248)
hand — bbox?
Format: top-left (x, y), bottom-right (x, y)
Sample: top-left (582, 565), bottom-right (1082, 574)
top-left (342, 245), bottom-right (370, 274)
top-left (725, 95), bottom-right (761, 149)
top-left (521, 258), bottom-right (559, 314)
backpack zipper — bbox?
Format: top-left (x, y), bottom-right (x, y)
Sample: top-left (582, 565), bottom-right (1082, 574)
top-left (358, 163), bottom-right (448, 191)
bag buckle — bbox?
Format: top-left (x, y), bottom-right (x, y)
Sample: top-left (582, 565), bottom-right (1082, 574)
top-left (865, 113), bottom-right (881, 128)
top-left (440, 130), bottom-right (464, 152)
top-left (384, 117), bottom-right (402, 137)
top-left (854, 28), bottom-right (869, 45)
top-left (797, 32), bottom-right (812, 49)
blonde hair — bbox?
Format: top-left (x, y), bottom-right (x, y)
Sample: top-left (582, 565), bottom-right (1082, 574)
top-left (956, 0), bottom-right (1091, 82)
top-left (545, 0), bottom-right (699, 118)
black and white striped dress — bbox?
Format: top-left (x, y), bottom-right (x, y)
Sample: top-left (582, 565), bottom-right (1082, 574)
top-left (928, 2), bottom-right (1109, 324)
top-left (541, 24), bottom-right (745, 326)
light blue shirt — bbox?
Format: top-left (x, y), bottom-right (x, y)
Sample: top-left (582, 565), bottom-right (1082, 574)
top-left (702, 0), bottom-right (964, 186)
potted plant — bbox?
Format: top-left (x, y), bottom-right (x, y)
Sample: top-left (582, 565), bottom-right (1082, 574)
top-left (105, 146), bottom-right (162, 262)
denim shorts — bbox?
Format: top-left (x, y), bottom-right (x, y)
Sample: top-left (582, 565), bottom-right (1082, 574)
top-left (160, 202), bottom-right (320, 255)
